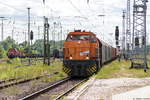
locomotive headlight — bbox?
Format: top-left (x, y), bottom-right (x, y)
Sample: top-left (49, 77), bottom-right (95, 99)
top-left (86, 56), bottom-right (89, 59)
top-left (70, 56), bottom-right (73, 59)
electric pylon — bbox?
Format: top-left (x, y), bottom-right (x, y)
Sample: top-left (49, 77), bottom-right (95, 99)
top-left (130, 0), bottom-right (148, 72)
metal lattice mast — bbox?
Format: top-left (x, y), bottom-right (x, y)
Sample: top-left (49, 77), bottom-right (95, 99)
top-left (0, 17), bottom-right (7, 41)
top-left (27, 8), bottom-right (31, 47)
top-left (131, 0), bottom-right (148, 71)
top-left (0, 17), bottom-right (4, 41)
top-left (126, 0), bottom-right (131, 58)
top-left (43, 17), bottom-right (50, 65)
top-left (122, 10), bottom-right (126, 57)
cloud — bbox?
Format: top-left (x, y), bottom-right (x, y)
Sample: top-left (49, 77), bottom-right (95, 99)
top-left (0, 0), bottom-right (149, 45)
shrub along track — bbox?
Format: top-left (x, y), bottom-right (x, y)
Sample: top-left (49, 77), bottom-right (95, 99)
top-left (19, 77), bottom-right (88, 100)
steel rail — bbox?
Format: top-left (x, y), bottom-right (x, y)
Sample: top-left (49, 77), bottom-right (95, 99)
top-left (19, 77), bottom-right (71, 100)
top-left (54, 78), bottom-right (88, 100)
top-left (0, 72), bottom-right (58, 90)
top-left (0, 77), bottom-right (22, 84)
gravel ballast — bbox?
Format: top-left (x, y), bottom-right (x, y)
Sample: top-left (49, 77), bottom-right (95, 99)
top-left (65, 78), bottom-right (150, 100)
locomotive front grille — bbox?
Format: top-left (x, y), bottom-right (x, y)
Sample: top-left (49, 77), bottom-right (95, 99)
top-left (63, 60), bottom-right (97, 77)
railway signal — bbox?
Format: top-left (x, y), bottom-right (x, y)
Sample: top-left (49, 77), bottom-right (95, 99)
top-left (30, 30), bottom-right (33, 40)
top-left (30, 30), bottom-right (33, 54)
top-left (115, 26), bottom-right (119, 40)
top-left (115, 26), bottom-right (119, 46)
top-left (135, 37), bottom-right (139, 47)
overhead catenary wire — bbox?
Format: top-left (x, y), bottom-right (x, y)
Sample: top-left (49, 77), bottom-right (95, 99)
top-left (67, 0), bottom-right (98, 31)
top-left (0, 1), bottom-right (26, 12)
top-left (0, 1), bottom-right (41, 23)
top-left (67, 0), bottom-right (84, 16)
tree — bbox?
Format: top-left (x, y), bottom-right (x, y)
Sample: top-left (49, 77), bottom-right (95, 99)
top-left (1, 36), bottom-right (16, 51)
top-left (32, 39), bottom-right (44, 55)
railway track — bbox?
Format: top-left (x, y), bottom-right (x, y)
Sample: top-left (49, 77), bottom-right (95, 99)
top-left (0, 76), bottom-right (22, 84)
top-left (54, 78), bottom-right (88, 100)
top-left (0, 72), bottom-right (58, 90)
top-left (19, 77), bottom-right (88, 100)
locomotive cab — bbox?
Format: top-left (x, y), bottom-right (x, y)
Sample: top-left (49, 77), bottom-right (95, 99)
top-left (63, 31), bottom-right (102, 77)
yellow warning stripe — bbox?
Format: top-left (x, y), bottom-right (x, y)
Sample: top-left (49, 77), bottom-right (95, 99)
top-left (86, 65), bottom-right (97, 75)
top-left (63, 67), bottom-right (71, 74)
top-left (90, 68), bottom-right (95, 73)
top-left (90, 66), bottom-right (96, 72)
top-left (87, 68), bottom-right (94, 74)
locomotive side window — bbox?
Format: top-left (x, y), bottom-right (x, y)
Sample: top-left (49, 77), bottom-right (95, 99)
top-left (67, 35), bottom-right (95, 41)
top-left (90, 38), bottom-right (97, 43)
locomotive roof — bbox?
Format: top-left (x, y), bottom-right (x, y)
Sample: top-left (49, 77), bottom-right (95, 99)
top-left (68, 31), bottom-right (115, 48)
top-left (69, 32), bottom-right (96, 36)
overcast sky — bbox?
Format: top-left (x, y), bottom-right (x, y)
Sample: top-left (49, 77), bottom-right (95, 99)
top-left (0, 0), bottom-right (149, 46)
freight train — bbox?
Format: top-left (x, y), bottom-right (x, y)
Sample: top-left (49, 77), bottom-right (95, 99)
top-left (63, 30), bottom-right (117, 77)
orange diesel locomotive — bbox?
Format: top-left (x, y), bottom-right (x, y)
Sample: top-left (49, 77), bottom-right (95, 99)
top-left (63, 30), bottom-right (117, 77)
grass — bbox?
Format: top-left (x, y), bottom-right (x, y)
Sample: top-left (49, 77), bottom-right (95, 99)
top-left (96, 56), bottom-right (150, 79)
top-left (0, 58), bottom-right (67, 95)
top-left (2, 56), bottom-right (150, 80)
top-left (0, 58), bottom-right (67, 81)
top-left (0, 58), bottom-right (67, 96)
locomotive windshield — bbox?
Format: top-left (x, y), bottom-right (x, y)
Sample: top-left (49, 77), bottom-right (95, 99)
top-left (67, 35), bottom-right (93, 41)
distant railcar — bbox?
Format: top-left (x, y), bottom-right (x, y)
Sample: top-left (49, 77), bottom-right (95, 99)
top-left (53, 49), bottom-right (59, 58)
top-left (7, 48), bottom-right (42, 58)
top-left (58, 50), bottom-right (64, 58)
top-left (53, 49), bottom-right (64, 58)
top-left (7, 48), bottom-right (25, 58)
top-left (63, 30), bottom-right (117, 77)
